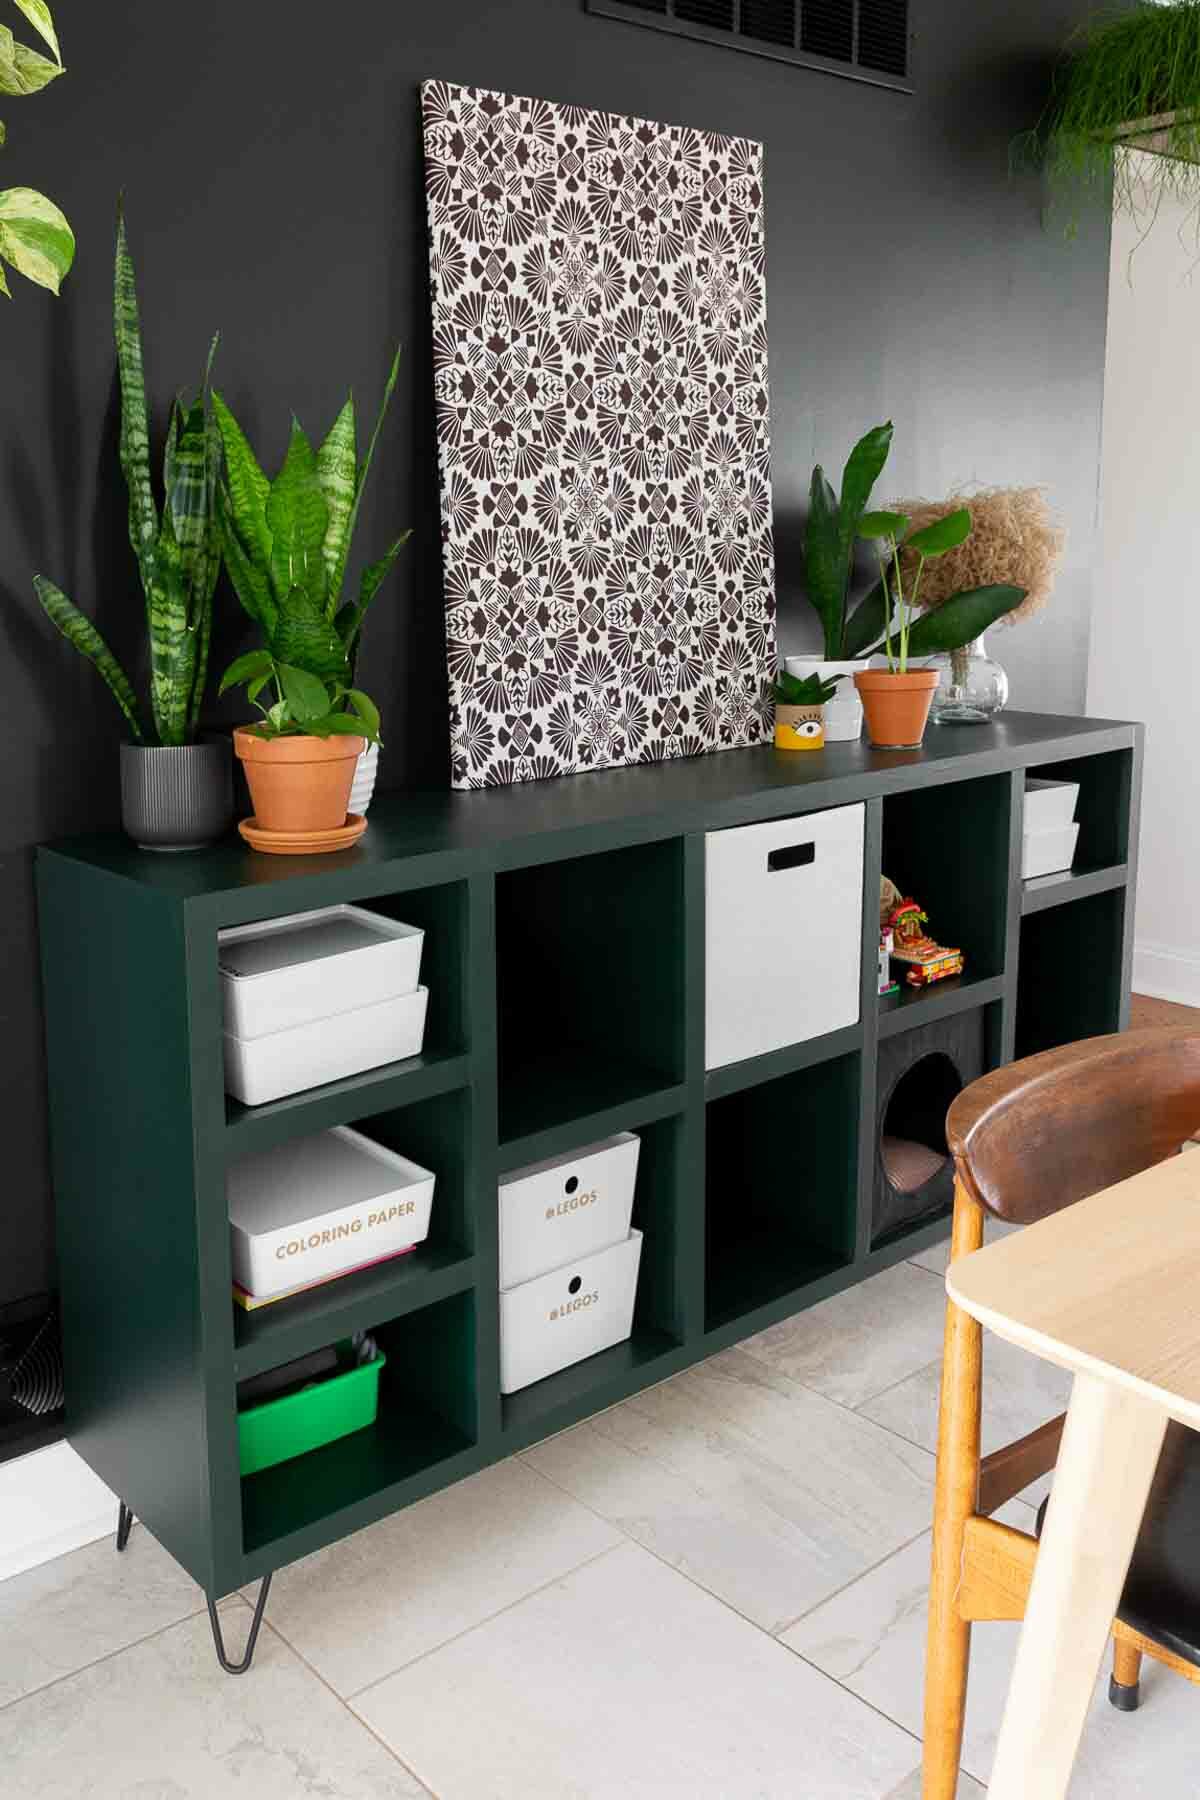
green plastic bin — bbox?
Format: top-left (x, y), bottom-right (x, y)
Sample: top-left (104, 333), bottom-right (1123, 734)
top-left (238, 1349), bottom-right (387, 1477)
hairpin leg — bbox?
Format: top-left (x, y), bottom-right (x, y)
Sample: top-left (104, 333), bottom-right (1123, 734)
top-left (115, 1501), bottom-right (134, 1552)
top-left (207, 1573), bottom-right (273, 1675)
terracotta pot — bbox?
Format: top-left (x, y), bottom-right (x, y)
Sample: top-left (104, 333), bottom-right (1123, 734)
top-left (773, 703), bottom-right (825, 751)
top-left (233, 728), bottom-right (364, 834)
top-left (853, 668), bottom-right (939, 749)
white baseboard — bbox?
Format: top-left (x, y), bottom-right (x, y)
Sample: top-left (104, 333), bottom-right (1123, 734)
top-left (1133, 940), bottom-right (1200, 1010)
top-left (0, 1441), bottom-right (116, 1583)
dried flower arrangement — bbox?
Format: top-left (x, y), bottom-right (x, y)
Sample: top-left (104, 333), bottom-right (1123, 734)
top-left (890, 487), bottom-right (1066, 629)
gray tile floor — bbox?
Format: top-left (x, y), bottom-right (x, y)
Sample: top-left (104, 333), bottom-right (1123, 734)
top-left (3, 1236), bottom-right (1193, 1797)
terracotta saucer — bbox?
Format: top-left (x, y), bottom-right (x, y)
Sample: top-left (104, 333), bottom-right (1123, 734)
top-left (238, 814), bottom-right (367, 856)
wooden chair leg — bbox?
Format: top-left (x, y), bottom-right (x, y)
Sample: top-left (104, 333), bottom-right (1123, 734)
top-left (1110, 1636), bottom-right (1143, 1713)
top-left (923, 1181), bottom-right (985, 1800)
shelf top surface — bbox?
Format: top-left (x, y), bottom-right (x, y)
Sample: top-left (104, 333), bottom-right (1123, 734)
top-left (41, 711), bottom-right (1138, 907)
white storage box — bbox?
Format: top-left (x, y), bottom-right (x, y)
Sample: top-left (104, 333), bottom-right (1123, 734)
top-left (1025, 778), bottom-right (1080, 833)
top-left (499, 1132), bottom-right (640, 1289)
top-left (1022, 822), bottom-right (1080, 880)
top-left (228, 1124), bottom-right (435, 1300)
top-left (499, 1229), bottom-right (643, 1394)
top-left (705, 804), bottom-right (865, 1070)
top-left (219, 904), bottom-right (423, 1040)
top-left (223, 987), bottom-right (429, 1106)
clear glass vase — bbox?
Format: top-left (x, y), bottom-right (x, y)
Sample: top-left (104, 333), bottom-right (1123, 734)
top-left (928, 632), bottom-right (1009, 725)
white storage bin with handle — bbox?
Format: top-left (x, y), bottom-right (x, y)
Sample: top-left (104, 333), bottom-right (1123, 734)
top-left (222, 988), bottom-right (429, 1106)
top-left (219, 904), bottom-right (423, 1038)
top-left (228, 1124), bottom-right (436, 1300)
top-left (705, 804), bottom-right (865, 1070)
top-left (499, 1229), bottom-right (643, 1394)
top-left (1024, 778), bottom-right (1079, 833)
top-left (499, 1132), bottom-right (640, 1289)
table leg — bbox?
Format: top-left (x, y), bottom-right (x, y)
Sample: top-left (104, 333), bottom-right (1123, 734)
top-left (987, 1371), bottom-right (1167, 1800)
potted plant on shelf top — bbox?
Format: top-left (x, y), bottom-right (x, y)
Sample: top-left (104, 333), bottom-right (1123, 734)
top-left (33, 207), bottom-right (231, 849)
top-left (795, 421), bottom-right (1027, 746)
top-left (214, 351), bottom-right (409, 851)
top-left (1, 0), bottom-right (74, 302)
top-left (853, 507), bottom-right (1024, 749)
top-left (771, 667), bottom-right (843, 751)
top-left (1023, 0), bottom-right (1200, 249)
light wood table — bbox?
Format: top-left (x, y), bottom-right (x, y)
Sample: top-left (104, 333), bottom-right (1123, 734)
top-left (947, 1152), bottom-right (1200, 1800)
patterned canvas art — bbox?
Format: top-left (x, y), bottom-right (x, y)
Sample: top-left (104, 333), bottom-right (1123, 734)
top-left (421, 79), bottom-right (776, 788)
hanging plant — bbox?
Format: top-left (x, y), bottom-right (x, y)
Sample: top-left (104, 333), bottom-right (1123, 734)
top-left (1024, 1), bottom-right (1200, 245)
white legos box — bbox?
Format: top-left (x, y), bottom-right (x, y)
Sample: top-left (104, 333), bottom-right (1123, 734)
top-left (498, 1132), bottom-right (640, 1290)
top-left (499, 1230), bottom-right (643, 1394)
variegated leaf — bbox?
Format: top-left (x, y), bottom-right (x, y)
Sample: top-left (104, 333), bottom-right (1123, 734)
top-left (340, 344), bottom-right (402, 598)
top-left (336, 531), bottom-right (411, 664)
top-left (266, 420), bottom-right (328, 611)
top-left (10, 0), bottom-right (61, 64)
top-left (216, 484), bottom-right (276, 638)
top-left (33, 575), bottom-right (145, 739)
top-left (0, 185), bottom-right (73, 293)
top-left (147, 508), bottom-right (197, 747)
top-left (269, 581), bottom-right (348, 682)
top-left (113, 204), bottom-right (158, 580)
top-left (0, 21), bottom-right (60, 95)
top-left (212, 389), bottom-right (271, 566)
top-left (315, 395), bottom-right (356, 615)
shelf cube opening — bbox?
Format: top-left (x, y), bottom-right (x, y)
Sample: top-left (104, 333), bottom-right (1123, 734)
top-left (1025, 750), bottom-right (1134, 874)
top-left (872, 1008), bottom-right (985, 1248)
top-left (1016, 889), bottom-right (1126, 1060)
top-left (705, 1052), bottom-right (859, 1331)
top-left (495, 839), bottom-right (686, 1142)
top-left (240, 1288), bottom-right (476, 1559)
top-left (500, 1112), bottom-right (686, 1435)
top-left (881, 775), bottom-right (1010, 983)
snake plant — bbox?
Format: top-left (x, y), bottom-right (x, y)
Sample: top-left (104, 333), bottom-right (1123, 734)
top-left (32, 206), bottom-right (221, 744)
top-left (0, 0), bottom-right (74, 299)
top-left (214, 351), bottom-right (409, 741)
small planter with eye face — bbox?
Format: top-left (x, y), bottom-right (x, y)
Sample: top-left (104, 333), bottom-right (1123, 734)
top-left (772, 668), bottom-right (842, 750)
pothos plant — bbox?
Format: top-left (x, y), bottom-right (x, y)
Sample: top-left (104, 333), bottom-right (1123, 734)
top-left (215, 352), bottom-right (409, 744)
top-left (0, 0), bottom-right (74, 299)
top-left (33, 207), bottom-right (222, 745)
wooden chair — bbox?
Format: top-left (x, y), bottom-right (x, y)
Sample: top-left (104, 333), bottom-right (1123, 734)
top-left (923, 1026), bottom-right (1200, 1799)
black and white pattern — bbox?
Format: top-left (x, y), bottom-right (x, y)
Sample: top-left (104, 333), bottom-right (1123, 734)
top-left (422, 80), bottom-right (776, 788)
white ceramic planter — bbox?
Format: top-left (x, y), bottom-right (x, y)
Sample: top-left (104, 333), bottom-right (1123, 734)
top-left (499, 1132), bottom-right (640, 1289)
top-left (704, 803), bottom-right (865, 1070)
top-left (783, 656), bottom-right (870, 742)
top-left (349, 743), bottom-right (379, 816)
top-left (228, 1125), bottom-right (435, 1299)
top-left (499, 1229), bottom-right (643, 1394)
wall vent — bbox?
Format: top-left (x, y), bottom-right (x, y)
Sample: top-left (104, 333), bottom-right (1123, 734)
top-left (586, 0), bottom-right (912, 91)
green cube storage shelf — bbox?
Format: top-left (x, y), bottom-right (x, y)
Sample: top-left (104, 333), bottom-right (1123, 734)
top-left (36, 712), bottom-right (1141, 1660)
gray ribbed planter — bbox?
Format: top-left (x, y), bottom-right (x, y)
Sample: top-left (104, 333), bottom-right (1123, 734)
top-left (120, 738), bottom-right (233, 851)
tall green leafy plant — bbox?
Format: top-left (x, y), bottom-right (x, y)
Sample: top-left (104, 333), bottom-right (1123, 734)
top-left (803, 422), bottom-right (1027, 663)
top-left (214, 352), bottom-right (409, 741)
top-left (0, 0), bottom-right (73, 298)
top-left (32, 207), bottom-right (221, 744)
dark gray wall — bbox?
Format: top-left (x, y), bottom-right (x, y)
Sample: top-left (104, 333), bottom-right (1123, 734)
top-left (1, 0), bottom-right (1110, 1307)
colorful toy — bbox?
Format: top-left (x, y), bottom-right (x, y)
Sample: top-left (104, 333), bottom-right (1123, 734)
top-left (886, 896), bottom-right (964, 988)
top-left (878, 925), bottom-right (899, 997)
